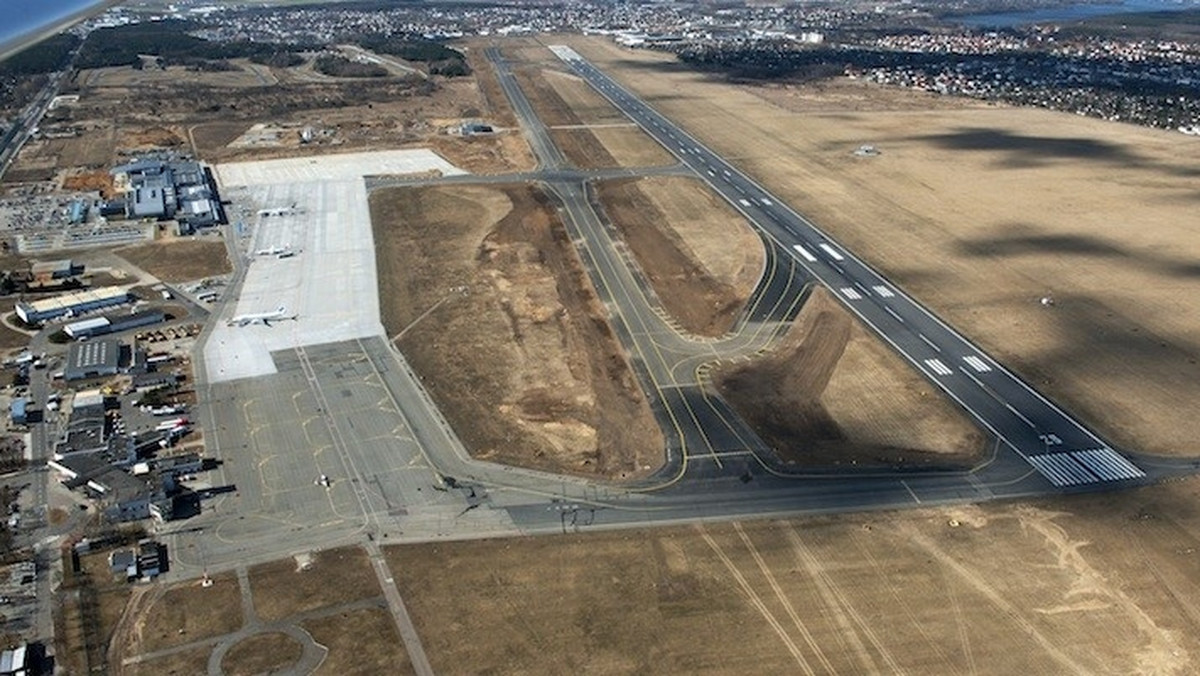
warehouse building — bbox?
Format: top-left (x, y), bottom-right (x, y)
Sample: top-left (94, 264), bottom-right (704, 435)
top-left (64, 338), bottom-right (123, 381)
top-left (65, 308), bottom-right (165, 339)
top-left (15, 286), bottom-right (129, 325)
top-left (30, 258), bottom-right (82, 282)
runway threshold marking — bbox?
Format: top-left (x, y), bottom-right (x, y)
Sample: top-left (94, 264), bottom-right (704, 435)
top-left (1027, 448), bottom-right (1143, 487)
top-left (818, 244), bottom-right (845, 261)
top-left (871, 285), bottom-right (895, 298)
top-left (792, 244), bottom-right (817, 262)
top-left (840, 287), bottom-right (863, 300)
top-left (924, 358), bottom-right (953, 376)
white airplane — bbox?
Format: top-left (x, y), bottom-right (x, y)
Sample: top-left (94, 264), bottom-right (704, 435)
top-left (227, 305), bottom-right (297, 327)
top-left (254, 244), bottom-right (290, 257)
top-left (315, 474), bottom-right (331, 488)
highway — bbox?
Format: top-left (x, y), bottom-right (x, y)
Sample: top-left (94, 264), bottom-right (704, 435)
top-left (545, 44), bottom-right (1147, 491)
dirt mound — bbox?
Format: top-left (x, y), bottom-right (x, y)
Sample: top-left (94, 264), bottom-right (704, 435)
top-left (372, 183), bottom-right (662, 479)
top-left (715, 287), bottom-right (984, 468)
top-left (61, 169), bottom-right (116, 198)
top-left (124, 126), bottom-right (185, 149)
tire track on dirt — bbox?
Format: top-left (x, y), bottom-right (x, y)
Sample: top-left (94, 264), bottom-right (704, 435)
top-left (901, 521), bottom-right (1092, 675)
top-left (783, 524), bottom-right (899, 675)
top-left (698, 525), bottom-right (815, 675)
top-left (733, 522), bottom-right (836, 674)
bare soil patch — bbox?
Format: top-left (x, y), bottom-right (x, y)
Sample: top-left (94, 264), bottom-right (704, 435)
top-left (371, 183), bottom-right (663, 478)
top-left (716, 287), bottom-right (984, 467)
top-left (115, 239), bottom-right (231, 283)
top-left (116, 571), bottom-right (242, 655)
top-left (221, 632), bottom-right (303, 676)
top-left (386, 476), bottom-right (1200, 674)
top-left (61, 168), bottom-right (116, 198)
top-left (189, 121), bottom-right (252, 156)
top-left (567, 36), bottom-right (1200, 458)
top-left (303, 606), bottom-right (414, 676)
top-left (247, 546), bottom-right (381, 623)
top-left (595, 176), bottom-right (763, 336)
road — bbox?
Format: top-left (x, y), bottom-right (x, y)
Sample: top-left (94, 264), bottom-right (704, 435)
top-left (543, 44), bottom-right (1150, 491)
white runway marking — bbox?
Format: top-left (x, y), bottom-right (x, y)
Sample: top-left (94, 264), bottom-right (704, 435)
top-left (840, 287), bottom-right (863, 300)
top-left (792, 244), bottom-right (817, 262)
top-left (818, 244), bottom-right (845, 261)
top-left (871, 285), bottom-right (895, 298)
top-left (884, 306), bottom-right (904, 322)
top-left (963, 355), bottom-right (992, 372)
top-left (918, 333), bottom-right (940, 352)
top-left (1072, 448), bottom-right (1145, 481)
top-left (738, 199), bottom-right (751, 207)
top-left (924, 358), bottom-right (953, 376)
top-left (761, 198), bottom-right (773, 206)
top-left (1028, 449), bottom-right (1144, 486)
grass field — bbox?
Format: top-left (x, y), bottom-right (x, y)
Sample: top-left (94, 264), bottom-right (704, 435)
top-left (594, 176), bottom-right (764, 336)
top-left (386, 477), bottom-right (1200, 674)
top-left (220, 632), bottom-right (303, 675)
top-left (565, 36), bottom-right (1200, 459)
top-left (716, 288), bottom-right (985, 467)
top-left (247, 547), bottom-right (381, 622)
top-left (115, 239), bottom-right (231, 284)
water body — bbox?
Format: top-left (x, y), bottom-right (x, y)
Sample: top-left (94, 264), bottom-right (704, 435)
top-left (959, 0), bottom-right (1198, 28)
top-left (1, 0), bottom-right (109, 48)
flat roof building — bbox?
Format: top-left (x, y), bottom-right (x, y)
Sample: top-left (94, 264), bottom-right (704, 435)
top-left (64, 338), bottom-right (122, 381)
top-left (65, 308), bottom-right (165, 339)
top-left (15, 286), bottom-right (129, 325)
top-left (31, 258), bottom-right (80, 281)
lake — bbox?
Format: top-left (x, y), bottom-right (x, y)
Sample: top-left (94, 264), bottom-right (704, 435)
top-left (958, 0), bottom-right (1200, 28)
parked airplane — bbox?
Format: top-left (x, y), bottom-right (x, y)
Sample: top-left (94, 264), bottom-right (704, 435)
top-left (227, 305), bottom-right (297, 327)
top-left (254, 244), bottom-right (290, 257)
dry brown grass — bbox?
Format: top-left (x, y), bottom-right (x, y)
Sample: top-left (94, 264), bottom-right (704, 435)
top-left (115, 239), bottom-right (231, 283)
top-left (247, 547), bottom-right (381, 623)
top-left (371, 183), bottom-right (663, 478)
top-left (220, 632), bottom-right (304, 676)
top-left (564, 36), bottom-right (1200, 459)
top-left (122, 571), bottom-right (242, 654)
top-left (304, 606), bottom-right (414, 676)
top-left (595, 176), bottom-right (763, 336)
top-left (122, 645), bottom-right (212, 676)
top-left (386, 477), bottom-right (1200, 674)
top-left (716, 288), bottom-right (984, 467)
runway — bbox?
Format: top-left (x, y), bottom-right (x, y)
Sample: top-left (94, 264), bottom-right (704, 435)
top-left (544, 44), bottom-right (1156, 492)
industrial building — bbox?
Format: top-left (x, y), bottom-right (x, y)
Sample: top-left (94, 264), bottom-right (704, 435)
top-left (112, 155), bottom-right (223, 232)
top-left (30, 258), bottom-right (81, 282)
top-left (64, 308), bottom-right (165, 339)
top-left (15, 286), bottom-right (129, 325)
top-left (64, 338), bottom-right (123, 381)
